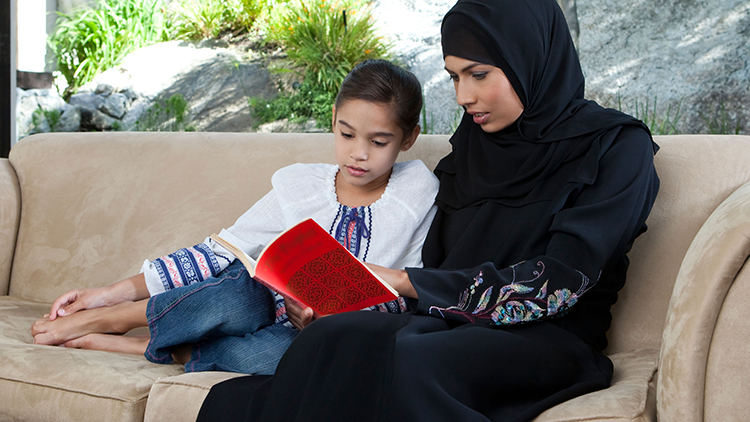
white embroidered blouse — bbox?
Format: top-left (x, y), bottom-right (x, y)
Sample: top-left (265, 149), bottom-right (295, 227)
top-left (140, 160), bottom-right (439, 322)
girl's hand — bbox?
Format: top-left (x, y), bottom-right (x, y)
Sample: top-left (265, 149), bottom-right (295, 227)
top-left (48, 273), bottom-right (149, 320)
top-left (48, 287), bottom-right (114, 320)
top-left (286, 299), bottom-right (315, 330)
top-left (365, 263), bottom-right (418, 299)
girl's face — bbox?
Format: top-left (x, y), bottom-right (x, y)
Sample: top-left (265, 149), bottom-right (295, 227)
top-left (332, 99), bottom-right (417, 196)
top-left (444, 55), bottom-right (524, 133)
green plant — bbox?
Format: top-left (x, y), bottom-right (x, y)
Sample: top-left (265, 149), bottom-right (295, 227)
top-left (165, 0), bottom-right (268, 40)
top-left (264, 0), bottom-right (391, 95)
top-left (252, 0), bottom-right (390, 129)
top-left (48, 0), bottom-right (167, 98)
top-left (701, 103), bottom-right (743, 135)
top-left (250, 79), bottom-right (336, 130)
top-left (136, 93), bottom-right (196, 132)
top-left (617, 95), bottom-right (683, 135)
top-left (31, 107), bottom-right (62, 133)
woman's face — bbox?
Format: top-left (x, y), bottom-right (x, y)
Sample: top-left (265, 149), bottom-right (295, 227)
top-left (444, 55), bottom-right (524, 133)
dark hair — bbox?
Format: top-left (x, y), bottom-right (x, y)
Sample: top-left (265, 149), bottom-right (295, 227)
top-left (335, 59), bottom-right (423, 139)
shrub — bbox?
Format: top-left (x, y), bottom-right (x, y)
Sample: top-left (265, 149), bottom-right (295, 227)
top-left (48, 0), bottom-right (166, 98)
top-left (165, 0), bottom-right (269, 40)
top-left (251, 79), bottom-right (336, 130)
top-left (255, 0), bottom-right (391, 129)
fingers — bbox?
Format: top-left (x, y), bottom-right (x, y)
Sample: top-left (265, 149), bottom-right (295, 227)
top-left (58, 300), bottom-right (88, 319)
top-left (48, 290), bottom-right (80, 321)
top-left (286, 300), bottom-right (315, 330)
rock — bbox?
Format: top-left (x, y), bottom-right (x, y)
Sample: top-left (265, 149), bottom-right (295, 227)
top-left (69, 92), bottom-right (104, 112)
top-left (95, 84), bottom-right (114, 96)
top-left (15, 88), bottom-right (78, 138)
top-left (576, 0), bottom-right (749, 134)
top-left (57, 104), bottom-right (82, 132)
top-left (256, 118), bottom-right (325, 133)
top-left (81, 108), bottom-right (115, 131)
top-left (120, 98), bottom-right (153, 131)
top-left (16, 89), bottom-right (40, 138)
top-left (372, 0), bottom-right (458, 135)
top-left (373, 0), bottom-right (748, 134)
top-left (100, 92), bottom-right (129, 118)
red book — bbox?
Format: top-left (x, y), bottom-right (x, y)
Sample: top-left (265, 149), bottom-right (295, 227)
top-left (210, 218), bottom-right (398, 316)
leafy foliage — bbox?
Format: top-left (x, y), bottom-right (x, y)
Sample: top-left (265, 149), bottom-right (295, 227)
top-left (264, 0), bottom-right (391, 93)
top-left (165, 0), bottom-right (268, 40)
top-left (48, 0), bottom-right (166, 98)
top-left (254, 0), bottom-right (392, 129)
top-left (251, 80), bottom-right (336, 130)
top-left (136, 93), bottom-right (196, 132)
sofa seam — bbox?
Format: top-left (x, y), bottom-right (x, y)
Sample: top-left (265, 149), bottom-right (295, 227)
top-left (0, 375), bottom-right (150, 403)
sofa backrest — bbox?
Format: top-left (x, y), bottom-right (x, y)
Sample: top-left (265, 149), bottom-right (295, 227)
top-left (0, 159), bottom-right (20, 296)
top-left (5, 132), bottom-right (451, 303)
top-left (607, 135), bottom-right (750, 354)
top-left (7, 132), bottom-right (750, 355)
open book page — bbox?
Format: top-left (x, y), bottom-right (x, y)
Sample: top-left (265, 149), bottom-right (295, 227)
top-left (210, 219), bottom-right (398, 315)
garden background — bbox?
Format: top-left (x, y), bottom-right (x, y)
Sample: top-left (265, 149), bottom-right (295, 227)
top-left (12, 0), bottom-right (750, 144)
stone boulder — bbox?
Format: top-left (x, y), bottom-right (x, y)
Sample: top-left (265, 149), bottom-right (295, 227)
top-left (578, 0), bottom-right (749, 134)
top-left (16, 89), bottom-right (81, 138)
top-left (373, 0), bottom-right (748, 135)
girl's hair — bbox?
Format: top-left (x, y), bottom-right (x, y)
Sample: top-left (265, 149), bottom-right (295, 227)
top-left (335, 59), bottom-right (423, 139)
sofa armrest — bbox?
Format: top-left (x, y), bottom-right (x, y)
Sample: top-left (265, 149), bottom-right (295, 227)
top-left (657, 181), bottom-right (750, 421)
top-left (0, 158), bottom-right (20, 296)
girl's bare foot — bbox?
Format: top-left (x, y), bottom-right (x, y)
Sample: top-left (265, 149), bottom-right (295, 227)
top-left (63, 333), bottom-right (149, 355)
top-left (32, 300), bottom-right (148, 346)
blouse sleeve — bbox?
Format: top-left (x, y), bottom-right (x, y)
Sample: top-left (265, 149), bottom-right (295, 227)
top-left (407, 128), bottom-right (659, 326)
top-left (142, 188), bottom-right (286, 296)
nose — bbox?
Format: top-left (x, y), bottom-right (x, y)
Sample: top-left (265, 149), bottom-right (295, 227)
top-left (350, 140), bottom-right (368, 161)
top-left (454, 80), bottom-right (475, 108)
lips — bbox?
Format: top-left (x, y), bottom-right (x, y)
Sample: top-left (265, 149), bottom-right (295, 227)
top-left (471, 112), bottom-right (489, 125)
top-left (346, 166), bottom-right (368, 176)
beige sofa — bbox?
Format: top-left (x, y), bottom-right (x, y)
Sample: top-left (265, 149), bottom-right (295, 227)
top-left (1, 132), bottom-right (749, 422)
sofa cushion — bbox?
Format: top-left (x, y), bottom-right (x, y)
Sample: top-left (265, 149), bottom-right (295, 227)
top-left (534, 348), bottom-right (657, 422)
top-left (141, 349), bottom-right (657, 422)
top-left (0, 296), bottom-right (184, 422)
top-left (143, 371), bottom-right (245, 422)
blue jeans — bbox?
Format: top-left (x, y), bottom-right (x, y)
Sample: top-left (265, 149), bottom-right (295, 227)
top-left (144, 260), bottom-right (298, 375)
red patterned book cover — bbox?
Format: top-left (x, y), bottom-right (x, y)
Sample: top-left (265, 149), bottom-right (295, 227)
top-left (210, 219), bottom-right (398, 315)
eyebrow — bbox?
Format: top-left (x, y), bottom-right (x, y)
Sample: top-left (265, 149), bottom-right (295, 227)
top-left (444, 62), bottom-right (486, 73)
top-left (338, 119), bottom-right (396, 139)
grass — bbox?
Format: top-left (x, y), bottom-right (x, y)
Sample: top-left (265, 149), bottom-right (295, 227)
top-left (135, 93), bottom-right (196, 132)
top-left (617, 95), bottom-right (683, 135)
top-left (701, 103), bottom-right (743, 135)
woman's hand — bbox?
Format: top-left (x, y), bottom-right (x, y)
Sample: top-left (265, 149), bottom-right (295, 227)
top-left (286, 299), bottom-right (315, 330)
top-left (365, 264), bottom-right (418, 299)
top-left (48, 273), bottom-right (149, 320)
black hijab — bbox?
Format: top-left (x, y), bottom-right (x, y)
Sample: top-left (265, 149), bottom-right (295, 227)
top-left (436, 0), bottom-right (656, 212)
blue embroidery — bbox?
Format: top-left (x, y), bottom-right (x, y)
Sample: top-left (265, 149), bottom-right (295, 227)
top-left (154, 259), bottom-right (174, 290)
top-left (169, 248), bottom-right (197, 286)
top-left (194, 242), bottom-right (222, 277)
top-left (334, 206), bottom-right (371, 259)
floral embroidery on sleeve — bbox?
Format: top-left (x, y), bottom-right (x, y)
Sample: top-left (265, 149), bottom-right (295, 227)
top-left (428, 260), bottom-right (594, 326)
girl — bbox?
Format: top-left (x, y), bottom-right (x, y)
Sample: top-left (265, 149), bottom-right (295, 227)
top-left (31, 59), bottom-right (439, 375)
top-left (198, 0), bottom-right (660, 420)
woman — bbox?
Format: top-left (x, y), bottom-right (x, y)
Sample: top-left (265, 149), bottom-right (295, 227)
top-left (198, 0), bottom-right (660, 420)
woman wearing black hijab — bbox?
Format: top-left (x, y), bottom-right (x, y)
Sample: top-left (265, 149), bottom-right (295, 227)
top-left (198, 0), bottom-right (659, 420)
